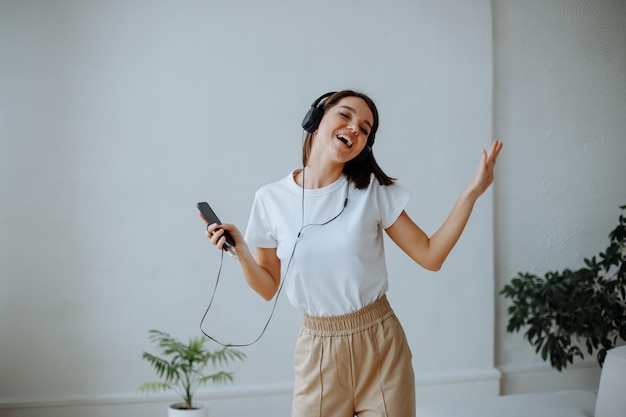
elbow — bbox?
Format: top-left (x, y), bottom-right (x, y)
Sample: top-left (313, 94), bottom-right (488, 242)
top-left (419, 250), bottom-right (448, 271)
top-left (409, 255), bottom-right (443, 271)
top-left (424, 263), bottom-right (442, 272)
top-left (259, 286), bottom-right (279, 301)
top-left (419, 257), bottom-right (444, 272)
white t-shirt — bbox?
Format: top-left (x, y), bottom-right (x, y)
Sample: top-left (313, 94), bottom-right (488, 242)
top-left (244, 170), bottom-right (410, 317)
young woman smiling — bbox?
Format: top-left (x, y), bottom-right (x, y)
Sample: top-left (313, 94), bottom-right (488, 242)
top-left (204, 90), bottom-right (502, 417)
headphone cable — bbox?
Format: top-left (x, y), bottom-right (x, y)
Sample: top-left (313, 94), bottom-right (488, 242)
top-left (200, 132), bottom-right (349, 347)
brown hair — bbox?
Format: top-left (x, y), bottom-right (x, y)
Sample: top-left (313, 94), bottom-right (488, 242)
top-left (301, 90), bottom-right (395, 189)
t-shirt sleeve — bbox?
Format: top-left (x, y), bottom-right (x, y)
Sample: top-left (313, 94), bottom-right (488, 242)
top-left (244, 191), bottom-right (277, 248)
top-left (377, 182), bottom-right (411, 229)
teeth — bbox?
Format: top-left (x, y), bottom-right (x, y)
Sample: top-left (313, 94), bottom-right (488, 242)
top-left (337, 135), bottom-right (352, 148)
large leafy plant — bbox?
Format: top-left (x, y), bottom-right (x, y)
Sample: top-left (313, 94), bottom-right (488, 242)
top-left (138, 330), bottom-right (246, 410)
top-left (501, 206), bottom-right (626, 371)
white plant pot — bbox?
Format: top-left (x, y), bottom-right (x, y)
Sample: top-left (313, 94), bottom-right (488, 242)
top-left (168, 402), bottom-right (208, 417)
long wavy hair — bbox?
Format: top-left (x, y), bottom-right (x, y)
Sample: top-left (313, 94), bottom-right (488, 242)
top-left (301, 90), bottom-right (395, 189)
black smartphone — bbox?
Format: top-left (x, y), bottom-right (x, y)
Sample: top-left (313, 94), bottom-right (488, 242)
top-left (197, 202), bottom-right (236, 249)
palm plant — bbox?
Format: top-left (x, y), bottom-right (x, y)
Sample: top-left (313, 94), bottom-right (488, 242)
top-left (138, 330), bottom-right (246, 410)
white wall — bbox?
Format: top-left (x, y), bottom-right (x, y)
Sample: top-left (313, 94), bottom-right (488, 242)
top-left (1, 0), bottom-right (623, 416)
top-left (493, 0), bottom-right (626, 394)
top-left (0, 1), bottom-right (496, 415)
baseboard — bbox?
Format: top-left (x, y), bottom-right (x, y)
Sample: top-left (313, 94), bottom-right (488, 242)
top-left (414, 367), bottom-right (502, 404)
top-left (3, 364), bottom-right (599, 416)
top-left (500, 360), bottom-right (602, 395)
top-left (0, 383), bottom-right (294, 417)
top-left (0, 369), bottom-right (503, 417)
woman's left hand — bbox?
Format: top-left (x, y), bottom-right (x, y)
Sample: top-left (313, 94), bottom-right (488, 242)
top-left (467, 139), bottom-right (503, 198)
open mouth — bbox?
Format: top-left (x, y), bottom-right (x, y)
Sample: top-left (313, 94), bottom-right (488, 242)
top-left (337, 134), bottom-right (353, 148)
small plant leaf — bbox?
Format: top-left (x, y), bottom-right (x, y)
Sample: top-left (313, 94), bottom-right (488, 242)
top-left (501, 205), bottom-right (626, 370)
top-left (138, 330), bottom-right (246, 407)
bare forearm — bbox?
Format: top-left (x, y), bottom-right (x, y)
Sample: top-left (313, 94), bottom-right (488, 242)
top-left (207, 223), bottom-right (280, 301)
top-left (428, 188), bottom-right (479, 268)
top-left (236, 246), bottom-right (280, 301)
top-left (422, 140), bottom-right (502, 268)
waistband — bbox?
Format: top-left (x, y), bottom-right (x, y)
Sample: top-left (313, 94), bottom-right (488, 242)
top-left (302, 295), bottom-right (395, 336)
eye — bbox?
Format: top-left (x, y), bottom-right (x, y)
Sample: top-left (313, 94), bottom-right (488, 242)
top-left (337, 108), bottom-right (370, 135)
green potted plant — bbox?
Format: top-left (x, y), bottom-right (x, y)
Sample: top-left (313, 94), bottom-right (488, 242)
top-left (138, 329), bottom-right (246, 416)
top-left (501, 206), bottom-right (626, 371)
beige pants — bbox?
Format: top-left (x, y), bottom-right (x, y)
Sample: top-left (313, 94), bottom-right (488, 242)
top-left (292, 295), bottom-right (416, 417)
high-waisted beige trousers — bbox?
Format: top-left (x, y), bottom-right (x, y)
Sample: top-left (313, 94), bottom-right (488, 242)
top-left (292, 295), bottom-right (416, 417)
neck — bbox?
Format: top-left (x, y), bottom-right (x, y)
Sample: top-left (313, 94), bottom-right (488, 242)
top-left (296, 163), bottom-right (344, 189)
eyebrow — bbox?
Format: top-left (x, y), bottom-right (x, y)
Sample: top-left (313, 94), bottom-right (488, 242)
top-left (338, 105), bottom-right (373, 129)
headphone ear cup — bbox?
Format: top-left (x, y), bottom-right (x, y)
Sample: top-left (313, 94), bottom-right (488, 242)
top-left (353, 134), bottom-right (375, 161)
top-left (302, 92), bottom-right (336, 133)
top-left (354, 145), bottom-right (371, 161)
top-left (301, 106), bottom-right (323, 133)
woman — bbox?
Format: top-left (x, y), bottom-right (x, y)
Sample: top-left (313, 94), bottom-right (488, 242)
top-left (204, 90), bottom-right (502, 417)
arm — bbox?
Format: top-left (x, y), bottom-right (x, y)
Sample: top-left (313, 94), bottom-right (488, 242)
top-left (386, 140), bottom-right (502, 271)
top-left (205, 220), bottom-right (281, 301)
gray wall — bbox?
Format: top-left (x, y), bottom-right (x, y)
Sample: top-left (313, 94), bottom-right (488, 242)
top-left (1, 0), bottom-right (624, 416)
top-left (493, 0), bottom-right (626, 392)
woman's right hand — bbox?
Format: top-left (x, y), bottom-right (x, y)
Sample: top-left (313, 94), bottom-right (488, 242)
top-left (200, 213), bottom-right (280, 300)
top-left (200, 213), bottom-right (247, 257)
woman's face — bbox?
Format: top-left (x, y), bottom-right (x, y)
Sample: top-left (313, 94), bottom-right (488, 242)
top-left (313, 96), bottom-right (374, 163)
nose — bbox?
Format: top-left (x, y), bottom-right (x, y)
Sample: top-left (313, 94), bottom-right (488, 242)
top-left (347, 121), bottom-right (359, 136)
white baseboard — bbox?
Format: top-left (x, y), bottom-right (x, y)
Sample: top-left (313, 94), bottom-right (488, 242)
top-left (2, 383), bottom-right (293, 417)
top-left (415, 368), bottom-right (502, 404)
top-left (0, 368), bottom-right (505, 417)
top-left (500, 360), bottom-right (602, 395)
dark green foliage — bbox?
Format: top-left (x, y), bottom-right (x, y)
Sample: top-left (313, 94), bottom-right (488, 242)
top-left (501, 206), bottom-right (626, 371)
top-left (138, 330), bottom-right (246, 409)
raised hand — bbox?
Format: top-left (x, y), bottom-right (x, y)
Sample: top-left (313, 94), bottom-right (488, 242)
top-left (467, 139), bottom-right (503, 198)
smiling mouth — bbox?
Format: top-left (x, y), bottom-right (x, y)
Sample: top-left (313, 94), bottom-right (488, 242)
top-left (337, 134), bottom-right (353, 148)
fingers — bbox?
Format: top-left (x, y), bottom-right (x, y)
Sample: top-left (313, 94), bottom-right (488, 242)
top-left (488, 140), bottom-right (503, 163)
top-left (206, 223), bottom-right (227, 249)
top-left (480, 140), bottom-right (502, 174)
top-left (470, 140), bottom-right (502, 197)
top-left (484, 139), bottom-right (502, 183)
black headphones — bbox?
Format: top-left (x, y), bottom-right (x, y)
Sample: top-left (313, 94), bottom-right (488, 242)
top-left (301, 92), bottom-right (335, 133)
top-left (301, 92), bottom-right (376, 155)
